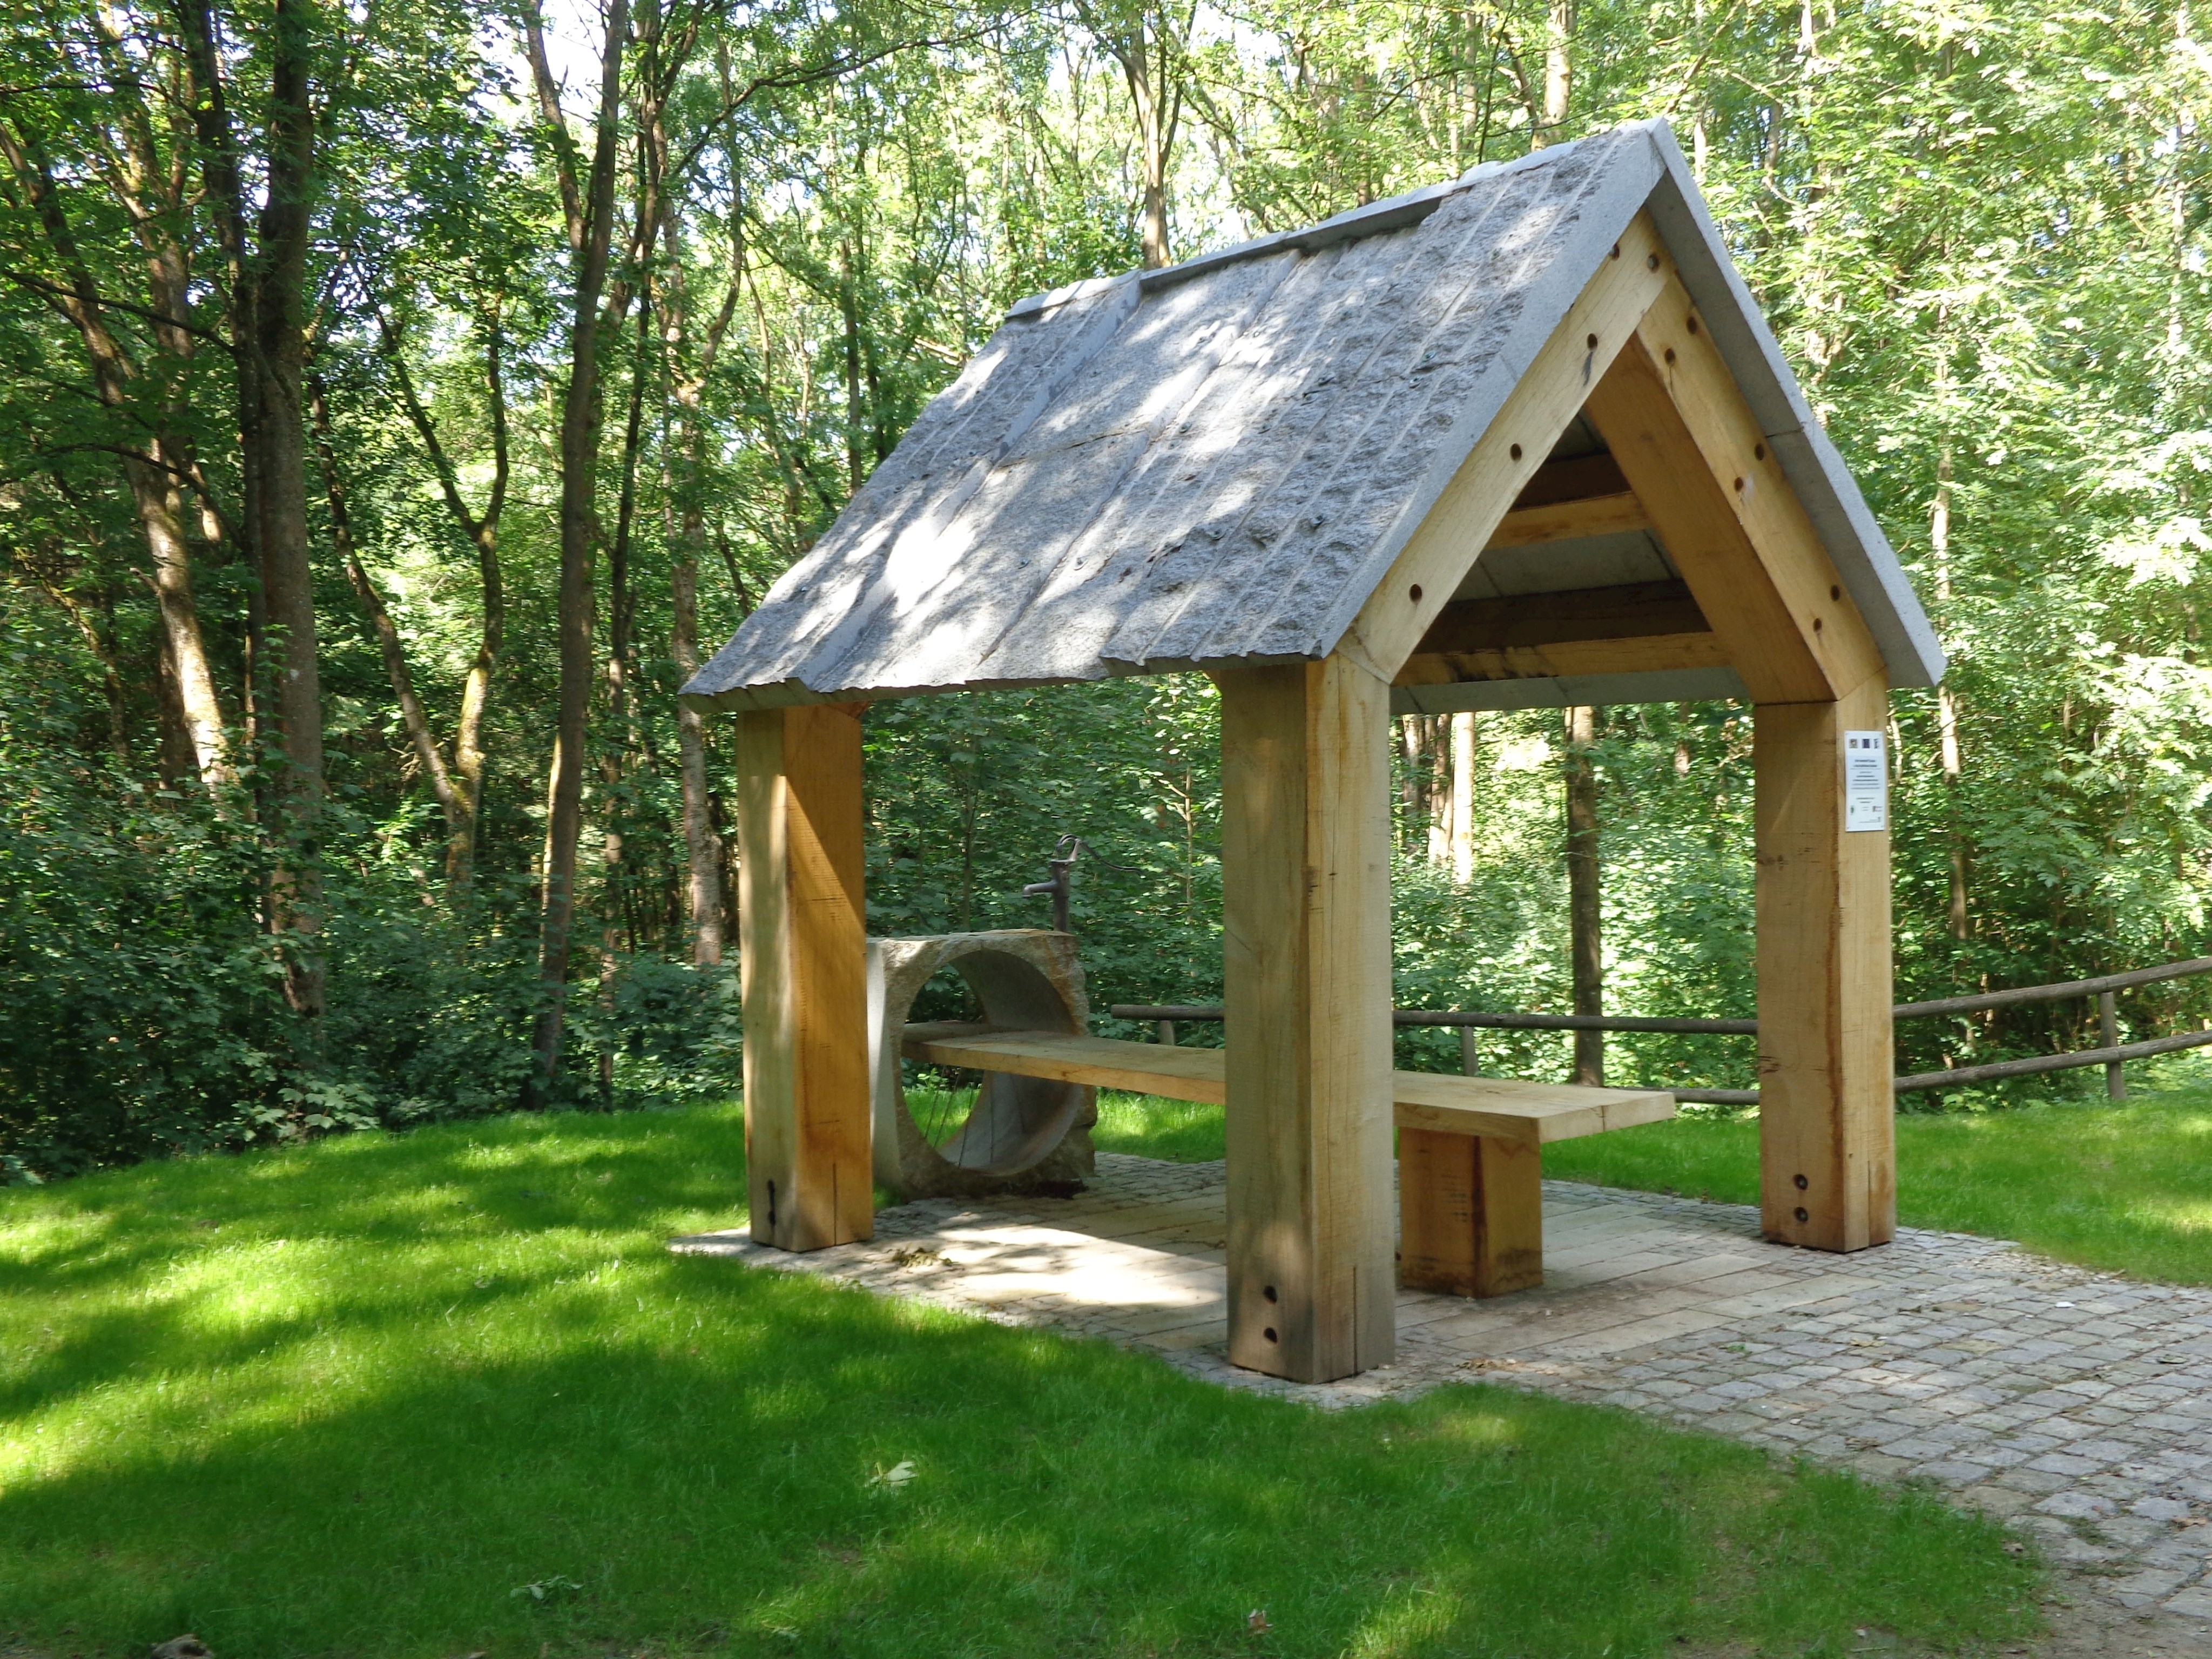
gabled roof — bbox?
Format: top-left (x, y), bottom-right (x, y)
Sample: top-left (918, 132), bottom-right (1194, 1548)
top-left (683, 119), bottom-right (1944, 713)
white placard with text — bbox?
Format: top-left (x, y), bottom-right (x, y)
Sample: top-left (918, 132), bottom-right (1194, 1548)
top-left (1844, 730), bottom-right (1888, 832)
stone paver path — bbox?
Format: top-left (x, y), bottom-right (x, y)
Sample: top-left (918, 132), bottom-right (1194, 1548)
top-left (673, 1153), bottom-right (2212, 1620)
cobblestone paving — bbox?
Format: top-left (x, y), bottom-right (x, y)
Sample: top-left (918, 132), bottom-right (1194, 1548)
top-left (672, 1153), bottom-right (2212, 1622)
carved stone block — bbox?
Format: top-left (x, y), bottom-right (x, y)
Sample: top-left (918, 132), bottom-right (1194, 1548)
top-left (868, 929), bottom-right (1097, 1199)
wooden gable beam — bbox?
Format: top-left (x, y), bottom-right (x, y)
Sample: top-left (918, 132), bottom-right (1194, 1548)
top-left (1414, 578), bottom-right (1706, 650)
top-left (1487, 455), bottom-right (1650, 549)
top-left (1343, 214), bottom-right (1675, 682)
top-left (1581, 277), bottom-right (1884, 704)
top-left (1395, 578), bottom-right (1725, 686)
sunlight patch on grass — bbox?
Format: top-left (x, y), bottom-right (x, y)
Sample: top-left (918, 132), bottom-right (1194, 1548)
top-left (1422, 1407), bottom-right (1523, 1450)
top-left (1345, 1583), bottom-right (1465, 1658)
top-left (2122, 1196), bottom-right (2212, 1233)
top-left (1092, 1089), bottom-right (1226, 1162)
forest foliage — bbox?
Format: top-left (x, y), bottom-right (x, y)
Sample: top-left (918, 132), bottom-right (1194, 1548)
top-left (6, 0), bottom-right (2212, 1177)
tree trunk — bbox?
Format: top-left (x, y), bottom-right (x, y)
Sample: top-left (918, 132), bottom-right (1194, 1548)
top-left (529, 0), bottom-right (632, 1098)
top-left (177, 0), bottom-right (263, 781)
top-left (1134, 52), bottom-right (1172, 269)
top-left (671, 554), bottom-right (726, 963)
top-left (0, 120), bottom-right (233, 788)
top-left (1397, 714), bottom-right (1427, 854)
top-left (596, 297), bottom-right (653, 1101)
top-left (1534, 0), bottom-right (1572, 145)
top-left (1564, 704), bottom-right (1602, 1085)
top-left (153, 634), bottom-right (199, 788)
top-left (839, 233), bottom-right (868, 491)
top-left (657, 120), bottom-right (739, 967)
top-left (138, 454), bottom-right (233, 787)
top-left (375, 306), bottom-right (508, 886)
top-left (1449, 710), bottom-right (1476, 884)
top-left (447, 320), bottom-right (508, 888)
top-left (1933, 441), bottom-right (1968, 941)
top-left (1081, 3), bottom-right (1184, 268)
top-left (253, 0), bottom-right (325, 1018)
top-left (312, 377), bottom-right (465, 840)
top-left (1425, 714), bottom-right (1451, 865)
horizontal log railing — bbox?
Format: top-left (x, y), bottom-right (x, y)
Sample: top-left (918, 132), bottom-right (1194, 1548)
top-left (1109, 954), bottom-right (2212, 1105)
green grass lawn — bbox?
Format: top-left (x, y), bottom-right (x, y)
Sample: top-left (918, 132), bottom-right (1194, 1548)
top-left (0, 1105), bottom-right (2040, 1659)
top-left (1095, 1087), bottom-right (1230, 1163)
top-left (1103, 1077), bottom-right (2212, 1285)
top-left (1542, 1083), bottom-right (2212, 1285)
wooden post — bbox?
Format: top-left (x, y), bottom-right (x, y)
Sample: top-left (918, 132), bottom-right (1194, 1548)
top-left (2101, 991), bottom-right (2125, 1100)
top-left (1564, 703), bottom-right (1603, 1085)
top-left (1755, 678), bottom-right (1895, 1252)
top-left (1398, 1129), bottom-right (1543, 1297)
top-left (1217, 655), bottom-right (1395, 1383)
top-left (736, 702), bottom-right (872, 1251)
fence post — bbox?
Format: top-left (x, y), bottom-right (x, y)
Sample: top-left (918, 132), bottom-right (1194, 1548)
top-left (1460, 1027), bottom-right (1480, 1077)
top-left (1156, 1020), bottom-right (1178, 1047)
top-left (2101, 990), bottom-right (2124, 1100)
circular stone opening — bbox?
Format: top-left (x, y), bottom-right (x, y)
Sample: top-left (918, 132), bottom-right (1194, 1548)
top-left (892, 946), bottom-right (1090, 1182)
top-left (903, 968), bottom-right (988, 1153)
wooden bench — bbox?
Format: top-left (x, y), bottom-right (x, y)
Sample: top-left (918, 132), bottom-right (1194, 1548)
top-left (902, 1024), bottom-right (1676, 1298)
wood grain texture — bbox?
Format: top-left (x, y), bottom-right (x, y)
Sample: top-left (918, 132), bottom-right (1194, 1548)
top-left (1392, 1073), bottom-right (1676, 1142)
top-left (1343, 213), bottom-right (1674, 680)
top-left (897, 1027), bottom-right (1676, 1143)
top-left (1488, 491), bottom-right (1650, 549)
top-left (1411, 579), bottom-right (1707, 653)
top-left (1583, 282), bottom-right (1884, 704)
top-left (1395, 631), bottom-right (1727, 686)
top-left (1510, 451), bottom-right (1631, 507)
top-left (1216, 655), bottom-right (1395, 1383)
top-left (1398, 1129), bottom-right (1545, 1297)
top-left (1755, 677), bottom-right (1896, 1252)
top-left (904, 1029), bottom-right (1230, 1103)
top-left (736, 704), bottom-right (872, 1251)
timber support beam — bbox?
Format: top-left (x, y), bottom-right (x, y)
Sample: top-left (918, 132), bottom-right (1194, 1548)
top-left (736, 702), bottom-right (873, 1251)
top-left (1216, 655), bottom-right (1396, 1383)
top-left (1755, 680), bottom-right (1896, 1251)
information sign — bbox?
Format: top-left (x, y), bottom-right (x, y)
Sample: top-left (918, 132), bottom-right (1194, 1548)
top-left (1844, 730), bottom-right (1887, 832)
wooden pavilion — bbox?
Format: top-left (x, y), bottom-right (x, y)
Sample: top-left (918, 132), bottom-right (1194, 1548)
top-left (679, 119), bottom-right (1947, 1385)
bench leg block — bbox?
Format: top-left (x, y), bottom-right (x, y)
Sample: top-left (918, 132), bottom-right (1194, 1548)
top-left (1398, 1129), bottom-right (1543, 1297)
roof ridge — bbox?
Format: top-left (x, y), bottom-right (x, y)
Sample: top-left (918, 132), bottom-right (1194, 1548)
top-left (1002, 126), bottom-right (1655, 325)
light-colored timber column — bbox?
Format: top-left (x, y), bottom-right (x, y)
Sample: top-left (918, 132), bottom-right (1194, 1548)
top-left (1216, 655), bottom-right (1395, 1383)
top-left (1755, 676), bottom-right (1896, 1252)
top-left (736, 702), bottom-right (872, 1251)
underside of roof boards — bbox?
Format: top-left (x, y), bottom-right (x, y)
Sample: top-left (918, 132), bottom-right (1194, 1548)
top-left (682, 119), bottom-right (1944, 716)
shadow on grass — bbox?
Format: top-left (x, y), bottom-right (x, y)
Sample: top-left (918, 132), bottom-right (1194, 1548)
top-left (1, 1108), bottom-right (2039, 1658)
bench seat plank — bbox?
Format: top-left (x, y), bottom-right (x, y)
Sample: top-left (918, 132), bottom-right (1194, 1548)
top-left (1392, 1073), bottom-right (1676, 1142)
top-left (901, 1026), bottom-right (1675, 1144)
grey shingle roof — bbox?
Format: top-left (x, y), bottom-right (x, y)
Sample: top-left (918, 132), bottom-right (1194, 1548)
top-left (684, 119), bottom-right (1943, 713)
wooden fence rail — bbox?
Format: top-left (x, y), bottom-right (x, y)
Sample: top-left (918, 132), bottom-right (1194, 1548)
top-left (1109, 954), bottom-right (2212, 1104)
